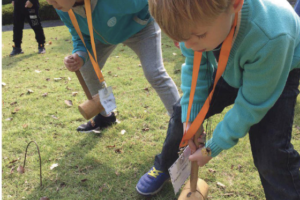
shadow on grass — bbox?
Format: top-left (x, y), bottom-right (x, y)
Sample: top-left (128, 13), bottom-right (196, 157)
top-left (19, 131), bottom-right (177, 199)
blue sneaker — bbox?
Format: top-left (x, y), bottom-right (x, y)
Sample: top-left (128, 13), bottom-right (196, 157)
top-left (136, 166), bottom-right (170, 196)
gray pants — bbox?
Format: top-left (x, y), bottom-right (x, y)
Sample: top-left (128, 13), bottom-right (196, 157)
top-left (79, 21), bottom-right (180, 115)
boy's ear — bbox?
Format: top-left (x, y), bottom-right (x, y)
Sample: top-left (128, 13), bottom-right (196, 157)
top-left (231, 0), bottom-right (244, 13)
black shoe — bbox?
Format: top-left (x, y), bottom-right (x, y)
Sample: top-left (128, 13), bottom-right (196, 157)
top-left (9, 46), bottom-right (24, 57)
top-left (77, 112), bottom-right (116, 133)
top-left (38, 44), bottom-right (46, 54)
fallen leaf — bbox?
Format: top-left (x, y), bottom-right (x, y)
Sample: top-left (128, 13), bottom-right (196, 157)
top-left (99, 187), bottom-right (103, 192)
top-left (27, 89), bottom-right (34, 94)
top-left (295, 125), bottom-right (300, 130)
top-left (237, 164), bottom-right (242, 171)
top-left (12, 108), bottom-right (20, 114)
top-left (45, 69), bottom-right (50, 71)
top-left (116, 119), bottom-right (121, 124)
top-left (216, 182), bottom-right (226, 189)
top-left (115, 171), bottom-right (120, 176)
top-left (106, 145), bottom-right (115, 148)
top-left (22, 124), bottom-right (28, 128)
top-left (72, 92), bottom-right (78, 96)
top-left (10, 166), bottom-right (15, 174)
top-left (221, 193), bottom-right (234, 197)
top-left (2, 82), bottom-right (6, 86)
top-left (231, 165), bottom-right (234, 170)
top-left (121, 130), bottom-right (126, 135)
top-left (208, 169), bottom-right (216, 173)
top-left (9, 159), bottom-right (18, 164)
top-left (115, 148), bottom-right (122, 153)
top-left (54, 78), bottom-right (62, 81)
top-left (81, 179), bottom-right (88, 182)
top-left (51, 115), bottom-right (58, 120)
top-left (10, 101), bottom-right (17, 106)
top-left (115, 56), bottom-right (119, 58)
top-left (142, 128), bottom-right (149, 132)
top-left (42, 93), bottom-right (48, 97)
top-left (5, 118), bottom-right (13, 121)
top-left (68, 77), bottom-right (71, 81)
top-left (66, 86), bottom-right (72, 90)
top-left (20, 93), bottom-right (24, 97)
top-left (173, 53), bottom-right (177, 56)
top-left (17, 166), bottom-right (25, 174)
top-left (144, 88), bottom-right (149, 92)
top-left (138, 64), bottom-right (142, 67)
top-left (46, 78), bottom-right (50, 81)
top-left (48, 41), bottom-right (52, 45)
top-left (35, 70), bottom-right (41, 73)
top-left (39, 197), bottom-right (50, 200)
top-left (64, 100), bottom-right (73, 107)
top-left (50, 163), bottom-right (58, 170)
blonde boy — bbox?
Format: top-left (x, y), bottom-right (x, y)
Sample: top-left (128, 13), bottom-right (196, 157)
top-left (136, 0), bottom-right (300, 198)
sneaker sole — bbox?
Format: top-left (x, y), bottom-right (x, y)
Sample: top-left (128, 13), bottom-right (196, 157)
top-left (77, 128), bottom-right (101, 134)
top-left (135, 179), bottom-right (170, 196)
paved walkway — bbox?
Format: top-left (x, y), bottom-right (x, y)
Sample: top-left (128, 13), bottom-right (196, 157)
top-left (2, 20), bottom-right (64, 32)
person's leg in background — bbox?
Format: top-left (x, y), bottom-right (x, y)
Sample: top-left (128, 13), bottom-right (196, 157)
top-left (26, 7), bottom-right (46, 54)
top-left (10, 4), bottom-right (26, 56)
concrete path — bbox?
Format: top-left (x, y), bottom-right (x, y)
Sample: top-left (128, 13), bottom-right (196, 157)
top-left (2, 20), bottom-right (64, 32)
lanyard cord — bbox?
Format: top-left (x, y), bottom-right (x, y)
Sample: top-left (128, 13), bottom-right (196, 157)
top-left (180, 13), bottom-right (238, 147)
top-left (68, 0), bottom-right (104, 83)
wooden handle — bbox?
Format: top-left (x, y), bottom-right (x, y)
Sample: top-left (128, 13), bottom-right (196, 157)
top-left (190, 125), bottom-right (204, 192)
top-left (75, 71), bottom-right (93, 100)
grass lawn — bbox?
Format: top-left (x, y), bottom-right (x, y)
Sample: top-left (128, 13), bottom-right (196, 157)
top-left (2, 25), bottom-right (300, 200)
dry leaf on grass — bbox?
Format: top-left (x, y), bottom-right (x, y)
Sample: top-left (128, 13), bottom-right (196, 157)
top-left (40, 197), bottom-right (50, 200)
top-left (35, 70), bottom-right (41, 73)
top-left (72, 92), bottom-right (78, 96)
top-left (22, 124), bottom-right (28, 128)
top-left (2, 82), bottom-right (6, 86)
top-left (50, 163), bottom-right (58, 170)
top-left (17, 166), bottom-right (25, 174)
top-left (216, 182), bottom-right (226, 189)
top-left (121, 130), bottom-right (126, 135)
top-left (12, 108), bottom-right (20, 114)
top-left (42, 93), bottom-right (48, 97)
top-left (51, 115), bottom-right (58, 120)
top-left (81, 179), bottom-right (88, 182)
top-left (10, 101), bottom-right (17, 106)
top-left (27, 89), bottom-right (34, 94)
top-left (54, 78), bottom-right (62, 81)
top-left (142, 128), bottom-right (149, 131)
top-left (64, 100), bottom-right (73, 107)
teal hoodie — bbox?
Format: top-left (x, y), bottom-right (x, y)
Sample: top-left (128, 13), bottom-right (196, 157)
top-left (56, 0), bottom-right (151, 63)
top-left (180, 0), bottom-right (300, 157)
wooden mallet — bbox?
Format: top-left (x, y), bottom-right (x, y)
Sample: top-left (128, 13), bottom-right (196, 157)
top-left (178, 126), bottom-right (209, 200)
top-left (75, 70), bottom-right (104, 120)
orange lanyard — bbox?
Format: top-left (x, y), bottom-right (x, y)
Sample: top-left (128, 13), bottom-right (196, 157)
top-left (180, 13), bottom-right (238, 147)
top-left (68, 0), bottom-right (104, 83)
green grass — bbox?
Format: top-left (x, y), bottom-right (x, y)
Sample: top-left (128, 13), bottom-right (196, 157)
top-left (2, 26), bottom-right (300, 200)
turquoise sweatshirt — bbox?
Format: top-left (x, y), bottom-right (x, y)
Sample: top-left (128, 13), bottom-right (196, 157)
top-left (180, 0), bottom-right (300, 157)
top-left (56, 0), bottom-right (151, 63)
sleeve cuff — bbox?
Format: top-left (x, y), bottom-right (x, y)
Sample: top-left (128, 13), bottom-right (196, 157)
top-left (205, 139), bottom-right (223, 157)
top-left (75, 51), bottom-right (89, 65)
top-left (181, 103), bottom-right (204, 123)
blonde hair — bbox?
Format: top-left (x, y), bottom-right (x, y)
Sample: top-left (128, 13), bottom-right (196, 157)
top-left (149, 0), bottom-right (232, 41)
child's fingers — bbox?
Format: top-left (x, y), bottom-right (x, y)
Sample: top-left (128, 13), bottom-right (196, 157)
top-left (188, 139), bottom-right (197, 154)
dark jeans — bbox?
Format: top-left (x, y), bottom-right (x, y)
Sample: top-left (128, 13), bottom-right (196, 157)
top-left (154, 69), bottom-right (300, 199)
top-left (13, 6), bottom-right (45, 47)
top-left (295, 0), bottom-right (300, 17)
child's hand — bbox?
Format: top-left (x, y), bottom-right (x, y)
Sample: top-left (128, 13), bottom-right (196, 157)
top-left (189, 147), bottom-right (212, 167)
top-left (25, 1), bottom-right (33, 8)
top-left (183, 123), bottom-right (206, 154)
top-left (64, 53), bottom-right (84, 72)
